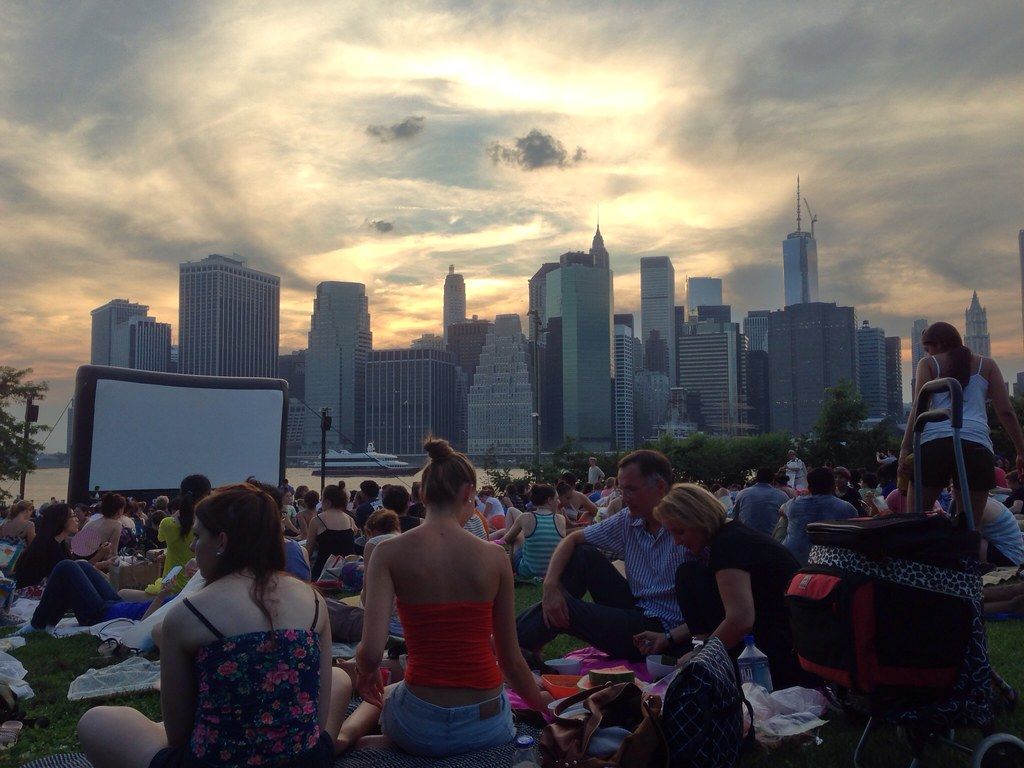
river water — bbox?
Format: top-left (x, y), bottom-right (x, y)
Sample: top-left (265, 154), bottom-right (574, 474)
top-left (12, 467), bottom-right (428, 504)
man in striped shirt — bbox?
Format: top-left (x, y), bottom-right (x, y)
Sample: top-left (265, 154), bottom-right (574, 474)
top-left (516, 449), bottom-right (692, 661)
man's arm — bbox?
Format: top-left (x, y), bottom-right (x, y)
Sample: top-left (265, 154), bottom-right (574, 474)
top-left (540, 530), bottom-right (587, 628)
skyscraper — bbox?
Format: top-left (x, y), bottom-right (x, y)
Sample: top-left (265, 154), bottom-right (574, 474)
top-left (614, 319), bottom-right (636, 450)
top-left (442, 265), bottom-right (466, 343)
top-left (744, 310), bottom-right (771, 353)
top-left (745, 350), bottom-right (770, 434)
top-left (527, 262), bottom-right (560, 343)
top-left (910, 318), bottom-right (929, 394)
top-left (365, 348), bottom-right (457, 455)
top-left (467, 315), bottom-right (534, 456)
top-left (111, 316), bottom-right (172, 372)
top-left (857, 320), bottom-right (887, 419)
top-left (768, 302), bottom-right (857, 435)
top-left (178, 254), bottom-right (280, 377)
top-left (411, 333), bottom-right (445, 350)
top-left (685, 277), bottom-right (723, 317)
top-left (278, 350), bottom-right (306, 401)
top-left (696, 305), bottom-right (732, 324)
top-left (1019, 230), bottom-right (1024, 352)
top-left (550, 262), bottom-right (614, 451)
top-left (634, 371), bottom-right (670, 444)
top-left (965, 291), bottom-right (991, 356)
top-left (304, 282), bottom-right (372, 450)
top-left (885, 336), bottom-right (903, 419)
top-left (447, 317), bottom-right (493, 451)
top-left (90, 299), bottom-right (149, 365)
top-left (640, 256), bottom-right (676, 383)
top-left (590, 223), bottom-right (609, 269)
top-left (782, 179), bottom-right (819, 307)
top-left (676, 319), bottom-right (746, 435)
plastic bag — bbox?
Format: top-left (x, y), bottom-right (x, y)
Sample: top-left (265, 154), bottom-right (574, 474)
top-left (0, 650), bottom-right (33, 699)
top-left (68, 656), bottom-right (160, 701)
top-left (742, 684), bottom-right (828, 746)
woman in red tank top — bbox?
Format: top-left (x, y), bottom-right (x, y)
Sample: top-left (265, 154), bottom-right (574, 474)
top-left (348, 438), bottom-right (549, 757)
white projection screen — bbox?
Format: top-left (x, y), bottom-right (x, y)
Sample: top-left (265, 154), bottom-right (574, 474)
top-left (69, 366), bottom-right (287, 502)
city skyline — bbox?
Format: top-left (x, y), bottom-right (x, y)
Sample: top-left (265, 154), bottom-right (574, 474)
top-left (3, 2), bottom-right (1023, 447)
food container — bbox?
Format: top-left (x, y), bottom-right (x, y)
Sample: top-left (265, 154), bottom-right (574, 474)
top-left (646, 654), bottom-right (677, 680)
top-left (545, 657), bottom-right (582, 675)
top-left (541, 674), bottom-right (583, 699)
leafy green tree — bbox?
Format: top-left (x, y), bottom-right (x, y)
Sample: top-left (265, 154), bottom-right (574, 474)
top-left (479, 444), bottom-right (516, 490)
top-left (0, 366), bottom-right (48, 503)
top-left (808, 379), bottom-right (868, 466)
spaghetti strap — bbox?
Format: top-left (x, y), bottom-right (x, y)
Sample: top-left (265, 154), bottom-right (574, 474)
top-left (310, 594), bottom-right (320, 631)
top-left (183, 598), bottom-right (225, 640)
top-left (977, 356), bottom-right (984, 375)
top-left (930, 356), bottom-right (940, 377)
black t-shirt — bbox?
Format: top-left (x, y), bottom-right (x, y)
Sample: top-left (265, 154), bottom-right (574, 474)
top-left (708, 521), bottom-right (800, 659)
top-left (354, 499), bottom-right (382, 530)
top-left (14, 537), bottom-right (69, 588)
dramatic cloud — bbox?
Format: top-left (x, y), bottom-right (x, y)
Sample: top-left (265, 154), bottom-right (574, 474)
top-left (0, 0), bottom-right (1022, 451)
top-left (488, 129), bottom-right (586, 170)
top-left (366, 219), bottom-right (395, 233)
top-left (366, 116), bottom-right (426, 142)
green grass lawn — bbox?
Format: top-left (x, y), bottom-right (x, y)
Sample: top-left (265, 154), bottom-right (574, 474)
top-left (2, 584), bottom-right (1023, 767)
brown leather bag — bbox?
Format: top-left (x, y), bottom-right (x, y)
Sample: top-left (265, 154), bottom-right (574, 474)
top-left (538, 681), bottom-right (669, 768)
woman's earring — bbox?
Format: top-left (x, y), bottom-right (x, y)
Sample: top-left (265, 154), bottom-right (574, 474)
top-left (216, 550), bottom-right (223, 557)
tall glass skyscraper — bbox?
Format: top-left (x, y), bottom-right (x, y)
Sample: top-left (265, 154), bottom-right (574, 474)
top-left (304, 282), bottom-right (372, 450)
top-left (546, 259), bottom-right (613, 451)
top-left (782, 181), bottom-right (819, 307)
top-left (640, 256), bottom-right (676, 384)
top-left (613, 319), bottom-right (636, 450)
top-left (743, 310), bottom-right (771, 353)
top-left (178, 254), bottom-right (280, 377)
top-left (857, 320), bottom-right (887, 419)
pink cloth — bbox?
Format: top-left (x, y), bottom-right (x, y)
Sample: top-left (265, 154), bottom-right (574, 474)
top-left (507, 647), bottom-right (651, 718)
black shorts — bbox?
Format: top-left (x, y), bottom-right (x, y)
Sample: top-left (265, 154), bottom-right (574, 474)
top-left (150, 731), bottom-right (334, 768)
top-left (918, 438), bottom-right (995, 491)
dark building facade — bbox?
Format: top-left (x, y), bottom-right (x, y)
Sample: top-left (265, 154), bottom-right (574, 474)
top-left (885, 336), bottom-right (903, 419)
top-left (768, 302), bottom-right (858, 435)
top-left (745, 350), bottom-right (771, 434)
top-left (365, 348), bottom-right (457, 455)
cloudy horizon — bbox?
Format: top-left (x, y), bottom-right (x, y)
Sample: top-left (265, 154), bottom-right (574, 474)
top-left (2, 0), bottom-right (1022, 454)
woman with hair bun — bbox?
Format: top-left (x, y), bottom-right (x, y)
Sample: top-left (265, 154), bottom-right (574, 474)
top-left (899, 321), bottom-right (1024, 526)
top-left (78, 482), bottom-right (354, 767)
top-left (352, 437), bottom-right (548, 758)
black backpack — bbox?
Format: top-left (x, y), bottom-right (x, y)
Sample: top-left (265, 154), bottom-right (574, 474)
top-left (661, 638), bottom-right (754, 768)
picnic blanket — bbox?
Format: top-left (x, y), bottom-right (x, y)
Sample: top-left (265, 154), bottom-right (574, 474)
top-left (22, 726), bottom-right (542, 768)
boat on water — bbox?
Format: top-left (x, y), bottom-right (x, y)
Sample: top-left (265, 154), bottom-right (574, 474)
top-left (309, 444), bottom-right (413, 477)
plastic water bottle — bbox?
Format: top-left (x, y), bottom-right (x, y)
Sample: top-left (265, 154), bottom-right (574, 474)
top-left (512, 734), bottom-right (541, 768)
top-left (737, 635), bottom-right (773, 692)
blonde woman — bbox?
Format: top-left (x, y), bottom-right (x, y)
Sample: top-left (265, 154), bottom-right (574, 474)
top-left (632, 483), bottom-right (811, 689)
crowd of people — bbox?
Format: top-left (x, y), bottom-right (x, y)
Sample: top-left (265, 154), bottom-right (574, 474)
top-left (0, 320), bottom-right (1023, 765)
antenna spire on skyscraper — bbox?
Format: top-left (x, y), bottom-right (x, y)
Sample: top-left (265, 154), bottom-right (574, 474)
top-left (796, 176), bottom-right (802, 232)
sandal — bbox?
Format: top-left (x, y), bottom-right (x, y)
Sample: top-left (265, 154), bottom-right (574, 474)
top-left (0, 720), bottom-right (23, 749)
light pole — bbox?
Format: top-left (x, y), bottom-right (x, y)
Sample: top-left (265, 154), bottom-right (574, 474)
top-left (319, 408), bottom-right (331, 495)
top-left (19, 396), bottom-right (39, 500)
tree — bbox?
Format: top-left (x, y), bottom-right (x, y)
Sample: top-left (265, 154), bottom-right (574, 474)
top-left (0, 366), bottom-right (48, 503)
top-left (808, 379), bottom-right (868, 466)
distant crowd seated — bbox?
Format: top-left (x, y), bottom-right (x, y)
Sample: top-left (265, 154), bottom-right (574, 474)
top-left (781, 467), bottom-right (858, 564)
top-left (732, 468), bottom-right (790, 536)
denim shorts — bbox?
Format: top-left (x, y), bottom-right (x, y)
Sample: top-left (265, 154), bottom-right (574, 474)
top-left (381, 682), bottom-right (515, 757)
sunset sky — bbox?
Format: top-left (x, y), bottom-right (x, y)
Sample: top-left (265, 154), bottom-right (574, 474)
top-left (2, 0), bottom-right (1022, 452)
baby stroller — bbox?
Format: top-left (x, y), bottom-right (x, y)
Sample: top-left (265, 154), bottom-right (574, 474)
top-left (787, 377), bottom-right (1024, 768)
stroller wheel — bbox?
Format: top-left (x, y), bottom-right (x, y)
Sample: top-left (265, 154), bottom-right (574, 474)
top-left (973, 733), bottom-right (1024, 768)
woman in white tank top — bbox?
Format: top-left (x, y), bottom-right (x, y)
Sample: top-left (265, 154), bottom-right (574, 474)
top-left (899, 322), bottom-right (1024, 527)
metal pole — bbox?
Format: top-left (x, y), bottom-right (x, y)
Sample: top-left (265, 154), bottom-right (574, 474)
top-left (19, 396), bottom-right (34, 499)
top-left (320, 407), bottom-right (329, 495)
top-left (530, 310), bottom-right (541, 468)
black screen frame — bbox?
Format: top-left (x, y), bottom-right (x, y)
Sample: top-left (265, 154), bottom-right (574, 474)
top-left (68, 365), bottom-right (288, 503)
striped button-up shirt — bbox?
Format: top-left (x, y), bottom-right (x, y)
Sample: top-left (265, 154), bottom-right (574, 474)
top-left (583, 509), bottom-right (692, 631)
